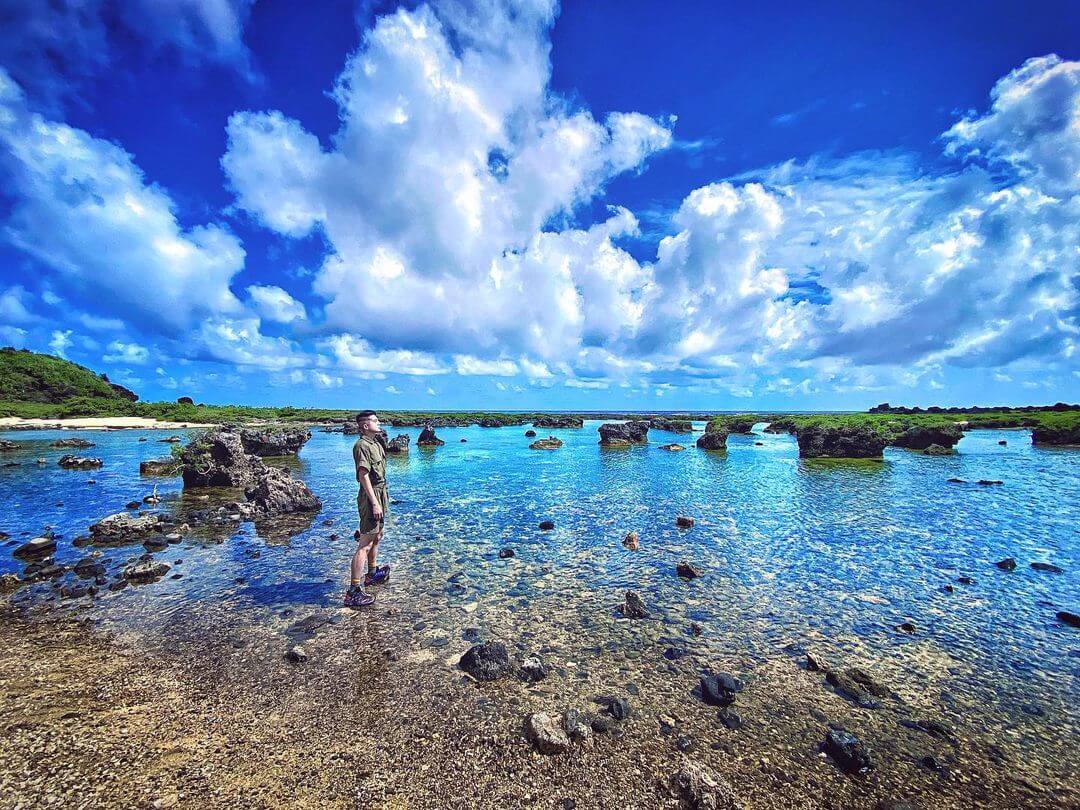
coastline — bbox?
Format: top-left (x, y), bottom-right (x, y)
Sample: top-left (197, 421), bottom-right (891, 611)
top-left (0, 416), bottom-right (218, 431)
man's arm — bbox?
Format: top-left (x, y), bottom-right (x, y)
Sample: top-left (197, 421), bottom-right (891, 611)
top-left (357, 467), bottom-right (383, 520)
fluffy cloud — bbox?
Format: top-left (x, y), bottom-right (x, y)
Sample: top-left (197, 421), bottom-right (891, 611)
top-left (247, 285), bottom-right (307, 323)
top-left (104, 340), bottom-right (150, 365)
top-left (223, 0), bottom-right (671, 363)
top-left (0, 69), bottom-right (245, 335)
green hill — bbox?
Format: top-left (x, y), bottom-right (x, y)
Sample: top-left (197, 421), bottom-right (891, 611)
top-left (0, 348), bottom-right (138, 405)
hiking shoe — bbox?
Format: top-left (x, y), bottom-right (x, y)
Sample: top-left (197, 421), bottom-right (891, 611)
top-left (364, 565), bottom-right (391, 587)
top-left (343, 586), bottom-right (376, 608)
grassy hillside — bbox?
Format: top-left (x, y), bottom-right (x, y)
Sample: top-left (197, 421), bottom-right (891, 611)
top-left (705, 409), bottom-right (1080, 437)
top-left (0, 348), bottom-right (137, 405)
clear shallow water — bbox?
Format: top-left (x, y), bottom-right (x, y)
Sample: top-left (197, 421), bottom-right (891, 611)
top-left (1, 422), bottom-right (1078, 750)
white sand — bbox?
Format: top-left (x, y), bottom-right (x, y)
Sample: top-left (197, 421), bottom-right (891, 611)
top-left (0, 416), bottom-right (216, 431)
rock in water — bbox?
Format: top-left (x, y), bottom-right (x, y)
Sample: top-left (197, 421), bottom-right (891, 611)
top-left (1057, 611), bottom-right (1080, 628)
top-left (670, 761), bottom-right (743, 810)
top-left (57, 455), bottom-right (103, 469)
top-left (891, 424), bottom-right (963, 451)
top-left (524, 430), bottom-right (537, 437)
top-left (620, 590), bottom-right (649, 619)
top-left (823, 727), bottom-right (873, 774)
top-left (244, 467), bottom-right (322, 516)
top-left (525, 713), bottom-right (571, 754)
top-left (696, 428), bottom-right (729, 450)
top-left (797, 425), bottom-right (886, 459)
top-left (51, 437), bottom-right (94, 448)
top-left (140, 458), bottom-right (180, 476)
top-left (529, 437), bottom-right (563, 450)
top-left (180, 428), bottom-right (265, 488)
top-left (89, 512), bottom-right (164, 543)
top-left (459, 642), bottom-right (512, 681)
top-left (700, 673), bottom-right (743, 706)
top-left (597, 421), bottom-right (650, 447)
top-left (386, 434), bottom-right (410, 454)
top-left (676, 516), bottom-right (695, 528)
top-left (0, 439), bottom-right (19, 452)
top-left (123, 559), bottom-right (170, 582)
top-left (826, 667), bottom-right (890, 706)
top-left (238, 426), bottom-right (312, 457)
top-left (519, 656), bottom-right (549, 682)
top-left (416, 425), bottom-right (445, 446)
top-left (922, 444), bottom-right (954, 456)
top-left (623, 531), bottom-right (639, 551)
top-left (1032, 425), bottom-right (1080, 445)
top-left (660, 443), bottom-right (687, 451)
top-left (1030, 561), bottom-right (1063, 573)
top-left (13, 536), bottom-right (56, 558)
top-left (649, 417), bottom-right (693, 433)
top-left (539, 520), bottom-right (555, 531)
top-left (995, 557), bottom-right (1017, 571)
top-left (498, 547), bottom-right (515, 559)
top-left (677, 561), bottom-right (703, 579)
top-left (533, 415), bottom-right (584, 428)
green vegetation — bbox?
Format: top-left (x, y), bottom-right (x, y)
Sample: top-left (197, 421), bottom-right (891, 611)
top-left (705, 409), bottom-right (1080, 439)
top-left (0, 348), bottom-right (136, 405)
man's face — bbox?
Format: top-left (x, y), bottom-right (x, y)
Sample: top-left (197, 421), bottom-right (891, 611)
top-left (362, 415), bottom-right (380, 434)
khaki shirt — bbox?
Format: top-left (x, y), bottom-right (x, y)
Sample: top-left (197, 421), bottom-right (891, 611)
top-left (353, 435), bottom-right (387, 489)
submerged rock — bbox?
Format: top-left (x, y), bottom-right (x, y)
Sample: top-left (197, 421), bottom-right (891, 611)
top-left (670, 761), bottom-right (742, 810)
top-left (695, 429), bottom-right (728, 451)
top-left (797, 425), bottom-right (886, 459)
top-left (525, 712), bottom-right (571, 754)
top-left (598, 421), bottom-right (649, 446)
top-left (623, 531), bottom-right (639, 551)
top-left (285, 646), bottom-right (308, 663)
top-left (676, 516), bottom-right (695, 529)
top-left (519, 656), bottom-right (549, 682)
top-left (660, 443), bottom-right (687, 451)
top-left (57, 455), bottom-right (102, 469)
top-left (498, 547), bottom-right (515, 559)
top-left (620, 590), bottom-right (649, 619)
top-left (90, 512), bottom-right (163, 543)
top-left (995, 557), bottom-right (1017, 571)
top-left (416, 425), bottom-right (445, 447)
top-left (826, 667), bottom-right (890, 707)
top-left (699, 673), bottom-right (742, 707)
top-left (922, 444), bottom-right (954, 456)
top-left (529, 436), bottom-right (563, 450)
top-left (459, 642), bottom-right (512, 681)
top-left (0, 439), bottom-right (19, 452)
top-left (823, 727), bottom-right (873, 774)
top-left (539, 520), bottom-right (555, 531)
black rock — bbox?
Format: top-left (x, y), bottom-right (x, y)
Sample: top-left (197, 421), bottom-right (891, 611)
top-left (416, 425), bottom-right (445, 446)
top-left (700, 672), bottom-right (743, 707)
top-left (717, 707), bottom-right (743, 729)
top-left (591, 715), bottom-right (617, 734)
top-left (597, 420), bottom-right (649, 446)
top-left (498, 547), bottom-right (515, 559)
top-left (995, 557), bottom-right (1017, 571)
top-left (695, 429), bottom-right (729, 450)
top-left (891, 424), bottom-right (963, 451)
top-left (620, 590), bottom-right (649, 619)
top-left (676, 560), bottom-right (702, 578)
top-left (459, 642), bottom-right (512, 681)
top-left (1030, 561), bottom-right (1063, 574)
top-left (826, 667), bottom-right (890, 707)
top-left (519, 656), bottom-right (549, 682)
top-left (823, 727), bottom-right (873, 774)
top-left (538, 520), bottom-right (555, 531)
top-left (957, 576), bottom-right (975, 585)
top-left (797, 425), bottom-right (886, 459)
top-left (524, 430), bottom-right (537, 437)
top-left (895, 621), bottom-right (917, 634)
top-left (1057, 611), bottom-right (1080, 628)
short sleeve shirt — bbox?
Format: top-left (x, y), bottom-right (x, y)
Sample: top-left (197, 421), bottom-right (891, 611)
top-left (353, 436), bottom-right (387, 487)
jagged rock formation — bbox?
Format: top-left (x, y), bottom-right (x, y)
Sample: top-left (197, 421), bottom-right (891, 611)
top-left (598, 421), bottom-right (649, 446)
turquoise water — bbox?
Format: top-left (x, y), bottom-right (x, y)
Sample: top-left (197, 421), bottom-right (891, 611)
top-left (1, 421), bottom-right (1078, 749)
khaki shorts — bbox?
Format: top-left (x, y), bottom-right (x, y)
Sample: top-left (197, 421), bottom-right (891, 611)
top-left (357, 485), bottom-right (389, 535)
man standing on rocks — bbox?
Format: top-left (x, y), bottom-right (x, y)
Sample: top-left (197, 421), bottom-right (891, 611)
top-left (344, 410), bottom-right (390, 607)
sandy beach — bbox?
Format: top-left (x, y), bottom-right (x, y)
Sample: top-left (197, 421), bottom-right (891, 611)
top-left (0, 417), bottom-right (217, 431)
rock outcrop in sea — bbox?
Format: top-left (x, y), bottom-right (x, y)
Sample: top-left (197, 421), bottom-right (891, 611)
top-left (416, 425), bottom-right (445, 446)
top-left (532, 415), bottom-right (583, 428)
top-left (649, 417), bottom-right (693, 433)
top-left (57, 455), bottom-right (102, 469)
top-left (529, 436), bottom-right (563, 450)
top-left (386, 434), bottom-right (410, 454)
top-left (1032, 424), bottom-right (1080, 445)
top-left (598, 421), bottom-right (649, 446)
top-left (890, 424), bottom-right (963, 451)
top-left (237, 426), bottom-right (312, 457)
top-left (796, 425), bottom-right (886, 458)
top-left (696, 426), bottom-right (728, 450)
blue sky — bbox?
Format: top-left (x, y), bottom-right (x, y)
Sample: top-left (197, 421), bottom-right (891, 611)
top-left (0, 0), bottom-right (1078, 410)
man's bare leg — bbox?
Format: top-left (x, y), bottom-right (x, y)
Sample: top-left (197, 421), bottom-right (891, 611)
top-left (351, 533), bottom-right (377, 584)
top-left (366, 527), bottom-right (383, 573)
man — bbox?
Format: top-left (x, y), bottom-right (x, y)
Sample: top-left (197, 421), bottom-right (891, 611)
top-left (344, 410), bottom-right (391, 607)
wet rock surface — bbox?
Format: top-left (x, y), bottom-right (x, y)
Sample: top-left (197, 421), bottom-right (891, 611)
top-left (237, 426), bottom-right (312, 457)
top-left (459, 642), bottom-right (512, 681)
top-left (650, 418), bottom-right (693, 433)
top-left (416, 425), bottom-right (445, 446)
top-left (244, 467), bottom-right (322, 516)
top-left (525, 712), bottom-right (571, 754)
top-left (139, 458), bottom-right (180, 476)
top-left (529, 436), bottom-right (564, 450)
top-left (620, 590), bottom-right (649, 619)
top-left (51, 438), bottom-right (95, 449)
top-left (180, 429), bottom-right (263, 488)
top-left (598, 421), bottom-right (650, 446)
top-left (57, 455), bottom-right (103, 469)
top-left (797, 425), bottom-right (886, 459)
top-left (824, 726), bottom-right (874, 774)
top-left (696, 429), bottom-right (729, 451)
top-left (891, 425), bottom-right (963, 451)
top-left (386, 434), bottom-right (410, 454)
top-left (532, 415), bottom-right (583, 428)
